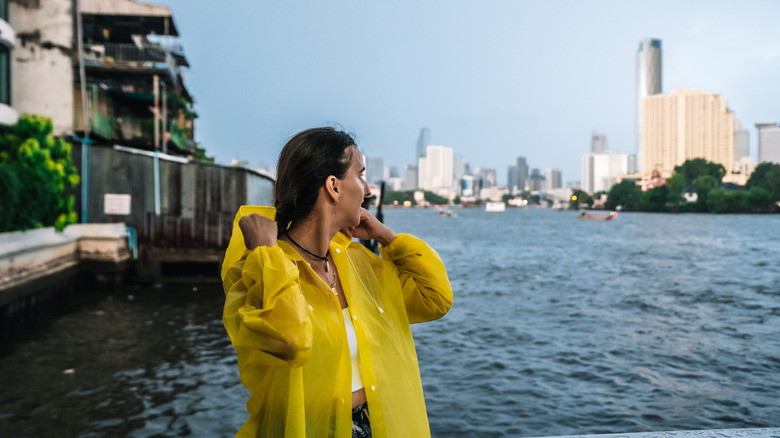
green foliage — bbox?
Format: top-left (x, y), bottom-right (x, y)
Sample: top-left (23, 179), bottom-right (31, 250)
top-left (606, 180), bottom-right (642, 210)
top-left (0, 114), bottom-right (80, 232)
top-left (665, 173), bottom-right (687, 206)
top-left (693, 175), bottom-right (718, 209)
top-left (706, 188), bottom-right (753, 213)
top-left (382, 190), bottom-right (417, 206)
top-left (639, 185), bottom-right (669, 212)
top-left (193, 144), bottom-right (215, 163)
top-left (674, 158), bottom-right (726, 185)
top-left (569, 189), bottom-right (593, 208)
top-left (423, 190), bottom-right (449, 205)
top-left (746, 162), bottom-right (780, 202)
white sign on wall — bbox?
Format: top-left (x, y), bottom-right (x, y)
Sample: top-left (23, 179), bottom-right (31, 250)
top-left (104, 194), bottom-right (132, 215)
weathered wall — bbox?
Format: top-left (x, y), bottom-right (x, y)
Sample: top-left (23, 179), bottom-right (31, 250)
top-left (10, 0), bottom-right (74, 136)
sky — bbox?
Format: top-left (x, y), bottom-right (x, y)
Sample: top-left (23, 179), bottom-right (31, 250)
top-left (155, 0), bottom-right (780, 185)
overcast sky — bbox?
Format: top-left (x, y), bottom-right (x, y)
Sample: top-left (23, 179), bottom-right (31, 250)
top-left (155, 0), bottom-right (780, 185)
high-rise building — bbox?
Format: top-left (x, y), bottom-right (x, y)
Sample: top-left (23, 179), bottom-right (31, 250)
top-left (418, 145), bottom-right (453, 195)
top-left (507, 166), bottom-right (518, 194)
top-left (545, 168), bottom-right (562, 191)
top-left (642, 88), bottom-right (735, 179)
top-left (365, 157), bottom-right (384, 185)
top-left (516, 157), bottom-right (528, 192)
top-left (734, 124), bottom-right (749, 171)
top-left (416, 127), bottom-right (430, 159)
top-left (453, 154), bottom-right (470, 180)
top-left (591, 133), bottom-right (608, 153)
top-left (582, 150), bottom-right (631, 193)
top-left (528, 168), bottom-right (545, 191)
top-left (402, 165), bottom-right (418, 190)
top-left (636, 38), bottom-right (663, 170)
top-left (756, 122), bottom-right (780, 164)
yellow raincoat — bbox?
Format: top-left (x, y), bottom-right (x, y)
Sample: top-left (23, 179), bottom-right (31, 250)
top-left (221, 206), bottom-right (453, 437)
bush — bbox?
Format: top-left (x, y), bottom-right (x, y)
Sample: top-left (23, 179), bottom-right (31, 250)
top-left (0, 114), bottom-right (80, 232)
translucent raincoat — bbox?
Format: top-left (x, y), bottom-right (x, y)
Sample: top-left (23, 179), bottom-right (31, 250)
top-left (221, 206), bottom-right (453, 437)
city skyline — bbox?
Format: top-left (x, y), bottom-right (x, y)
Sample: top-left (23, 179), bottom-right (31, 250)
top-left (155, 0), bottom-right (780, 185)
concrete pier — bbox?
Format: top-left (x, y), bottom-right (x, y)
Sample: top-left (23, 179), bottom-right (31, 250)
top-left (0, 223), bottom-right (131, 339)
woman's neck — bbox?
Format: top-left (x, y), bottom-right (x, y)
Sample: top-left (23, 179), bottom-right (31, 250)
top-left (285, 216), bottom-right (335, 258)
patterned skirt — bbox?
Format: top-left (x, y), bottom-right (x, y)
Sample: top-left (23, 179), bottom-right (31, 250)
top-left (351, 402), bottom-right (371, 438)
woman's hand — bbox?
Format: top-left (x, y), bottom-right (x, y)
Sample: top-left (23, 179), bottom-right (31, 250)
top-left (238, 214), bottom-right (278, 250)
top-left (341, 208), bottom-right (397, 246)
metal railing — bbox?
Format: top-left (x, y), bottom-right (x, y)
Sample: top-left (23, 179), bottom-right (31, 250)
top-left (84, 43), bottom-right (179, 84)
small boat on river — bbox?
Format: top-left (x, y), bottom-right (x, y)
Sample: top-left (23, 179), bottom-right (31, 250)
top-left (577, 211), bottom-right (617, 221)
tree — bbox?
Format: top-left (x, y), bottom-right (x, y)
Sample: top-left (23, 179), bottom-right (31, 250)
top-left (747, 162), bottom-right (780, 202)
top-left (606, 180), bottom-right (642, 210)
top-left (674, 158), bottom-right (726, 185)
top-left (639, 185), bottom-right (669, 212)
top-left (569, 189), bottom-right (593, 209)
top-left (693, 174), bottom-right (718, 209)
top-left (0, 114), bottom-right (80, 232)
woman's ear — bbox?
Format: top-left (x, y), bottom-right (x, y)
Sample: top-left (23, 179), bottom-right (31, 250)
top-left (325, 175), bottom-right (340, 202)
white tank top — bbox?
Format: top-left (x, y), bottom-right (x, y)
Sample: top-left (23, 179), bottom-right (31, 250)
top-left (342, 307), bottom-right (364, 392)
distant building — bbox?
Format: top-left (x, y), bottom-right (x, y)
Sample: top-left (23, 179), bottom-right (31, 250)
top-left (384, 165), bottom-right (399, 180)
top-left (545, 168), bottom-right (562, 190)
top-left (642, 88), bottom-right (735, 180)
top-left (734, 124), bottom-right (749, 170)
top-left (459, 174), bottom-right (476, 197)
top-left (507, 166), bottom-right (518, 194)
top-left (512, 156), bottom-right (528, 192)
top-left (528, 168), bottom-right (545, 191)
top-left (591, 133), bottom-right (608, 153)
top-left (365, 156), bottom-right (384, 184)
top-left (402, 165), bottom-right (418, 190)
top-left (636, 38), bottom-right (663, 170)
top-left (418, 145), bottom-right (453, 195)
top-left (582, 150), bottom-right (631, 193)
top-left (0, 4), bottom-right (18, 127)
top-left (756, 122), bottom-right (780, 164)
top-left (416, 127), bottom-right (430, 159)
top-left (453, 154), bottom-right (470, 181)
top-left (474, 167), bottom-right (497, 189)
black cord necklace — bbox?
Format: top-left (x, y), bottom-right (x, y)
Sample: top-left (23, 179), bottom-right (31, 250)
top-left (286, 233), bottom-right (331, 273)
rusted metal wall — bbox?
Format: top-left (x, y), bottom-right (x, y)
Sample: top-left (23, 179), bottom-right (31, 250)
top-left (71, 143), bottom-right (273, 250)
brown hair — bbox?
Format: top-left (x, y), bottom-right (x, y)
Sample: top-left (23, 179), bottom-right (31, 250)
top-left (274, 127), bottom-right (356, 235)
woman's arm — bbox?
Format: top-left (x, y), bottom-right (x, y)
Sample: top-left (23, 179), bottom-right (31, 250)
top-left (222, 215), bottom-right (312, 368)
top-left (380, 234), bottom-right (453, 324)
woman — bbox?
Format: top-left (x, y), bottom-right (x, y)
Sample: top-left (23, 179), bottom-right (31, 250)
top-left (221, 127), bottom-right (453, 437)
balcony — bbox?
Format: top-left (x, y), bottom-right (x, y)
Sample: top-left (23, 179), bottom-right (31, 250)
top-left (83, 43), bottom-right (179, 85)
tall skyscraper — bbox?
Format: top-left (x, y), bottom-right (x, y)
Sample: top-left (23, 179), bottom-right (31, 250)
top-left (402, 165), bottom-right (418, 190)
top-left (545, 168), bottom-right (562, 190)
top-left (582, 150), bottom-right (631, 193)
top-left (528, 168), bottom-right (545, 191)
top-left (507, 166), bottom-right (519, 194)
top-left (734, 124), bottom-right (749, 171)
top-left (516, 157), bottom-right (528, 192)
top-left (591, 133), bottom-right (608, 153)
top-left (416, 127), bottom-right (430, 159)
top-left (418, 145), bottom-right (453, 195)
top-left (643, 88), bottom-right (735, 179)
top-left (756, 122), bottom-right (780, 164)
top-left (636, 38), bottom-right (663, 170)
top-left (365, 157), bottom-right (384, 185)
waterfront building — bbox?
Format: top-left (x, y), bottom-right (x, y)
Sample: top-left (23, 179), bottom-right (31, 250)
top-left (418, 145), bottom-right (454, 196)
top-left (416, 127), bottom-right (430, 159)
top-left (545, 168), bottom-right (562, 191)
top-left (459, 174), bottom-right (476, 197)
top-left (734, 123), bottom-right (749, 170)
top-left (474, 167), bottom-right (497, 190)
top-left (528, 168), bottom-right (545, 192)
top-left (0, 0), bottom-right (18, 128)
top-left (582, 150), bottom-right (631, 194)
top-left (756, 122), bottom-right (780, 164)
top-left (402, 165), bottom-right (418, 190)
top-left (516, 157), bottom-right (528, 191)
top-left (636, 38), bottom-right (663, 170)
top-left (365, 156), bottom-right (384, 184)
top-left (642, 88), bottom-right (735, 180)
top-left (507, 166), bottom-right (518, 194)
top-left (9, 0), bottom-right (195, 155)
top-left (591, 133), bottom-right (608, 153)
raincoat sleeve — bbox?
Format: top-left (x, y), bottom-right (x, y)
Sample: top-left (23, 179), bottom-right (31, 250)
top-left (222, 245), bottom-right (312, 368)
top-left (379, 233), bottom-right (453, 323)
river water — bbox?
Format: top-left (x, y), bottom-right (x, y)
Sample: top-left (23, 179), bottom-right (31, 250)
top-left (1, 208), bottom-right (778, 437)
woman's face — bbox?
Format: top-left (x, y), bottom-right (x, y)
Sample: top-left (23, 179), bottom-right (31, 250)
top-left (339, 146), bottom-right (371, 226)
